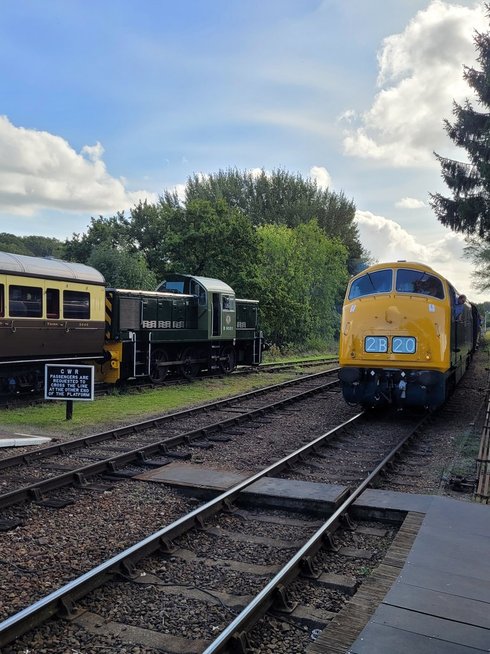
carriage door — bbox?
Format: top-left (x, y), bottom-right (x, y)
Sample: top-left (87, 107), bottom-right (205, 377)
top-left (212, 293), bottom-right (221, 336)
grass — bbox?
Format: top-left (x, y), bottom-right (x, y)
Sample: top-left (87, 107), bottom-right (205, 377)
top-left (262, 348), bottom-right (338, 363)
top-left (0, 370), bottom-right (303, 436)
top-left (263, 353), bottom-right (337, 364)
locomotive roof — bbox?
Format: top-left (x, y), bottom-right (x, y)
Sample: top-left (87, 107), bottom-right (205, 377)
top-left (0, 251), bottom-right (105, 285)
top-left (352, 261), bottom-right (440, 279)
top-left (159, 274), bottom-right (234, 295)
top-left (192, 275), bottom-right (234, 294)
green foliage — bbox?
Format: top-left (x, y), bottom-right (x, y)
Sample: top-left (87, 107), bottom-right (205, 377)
top-left (63, 212), bottom-right (131, 263)
top-left (464, 237), bottom-right (490, 294)
top-left (186, 167), bottom-right (364, 272)
top-left (87, 246), bottom-right (157, 289)
top-left (0, 233), bottom-right (63, 258)
top-left (431, 9), bottom-right (490, 239)
top-left (163, 198), bottom-right (259, 293)
top-left (256, 221), bottom-right (348, 347)
top-left (127, 200), bottom-right (174, 278)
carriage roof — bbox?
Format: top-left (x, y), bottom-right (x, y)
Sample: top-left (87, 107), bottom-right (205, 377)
top-left (0, 251), bottom-right (105, 285)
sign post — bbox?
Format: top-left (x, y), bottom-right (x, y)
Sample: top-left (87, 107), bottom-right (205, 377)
top-left (44, 365), bottom-right (95, 420)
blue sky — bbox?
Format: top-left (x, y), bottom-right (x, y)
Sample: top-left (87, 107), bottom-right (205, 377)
top-left (0, 0), bottom-right (487, 298)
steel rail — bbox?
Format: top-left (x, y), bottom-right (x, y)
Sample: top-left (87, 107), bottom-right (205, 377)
top-left (254, 358), bottom-right (338, 371)
top-left (0, 412), bottom-right (363, 647)
top-left (0, 376), bottom-right (340, 509)
top-left (202, 412), bottom-right (432, 653)
top-left (0, 368), bottom-right (339, 471)
top-left (0, 359), bottom-right (338, 407)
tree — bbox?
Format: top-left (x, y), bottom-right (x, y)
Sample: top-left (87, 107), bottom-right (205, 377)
top-left (186, 168), bottom-right (364, 272)
top-left (0, 233), bottom-right (64, 258)
top-left (463, 237), bottom-right (490, 292)
top-left (87, 246), bottom-right (157, 289)
top-left (430, 8), bottom-right (490, 238)
top-left (256, 221), bottom-right (348, 347)
top-left (164, 198), bottom-right (259, 294)
top-left (63, 213), bottom-right (131, 263)
top-left (126, 200), bottom-right (175, 279)
top-left (63, 197), bottom-right (259, 294)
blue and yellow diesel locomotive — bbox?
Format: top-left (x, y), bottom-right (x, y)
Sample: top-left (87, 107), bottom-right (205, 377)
top-left (338, 261), bottom-right (479, 409)
top-left (0, 251), bottom-right (263, 391)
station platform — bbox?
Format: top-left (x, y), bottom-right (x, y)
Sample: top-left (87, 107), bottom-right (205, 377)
top-left (135, 463), bottom-right (490, 653)
top-left (314, 491), bottom-right (490, 653)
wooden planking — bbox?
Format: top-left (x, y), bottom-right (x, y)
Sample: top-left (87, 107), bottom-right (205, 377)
top-left (307, 512), bottom-right (424, 654)
top-left (476, 386), bottom-right (490, 503)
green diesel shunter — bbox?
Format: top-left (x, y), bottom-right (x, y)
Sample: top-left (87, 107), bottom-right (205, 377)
top-left (101, 274), bottom-right (263, 383)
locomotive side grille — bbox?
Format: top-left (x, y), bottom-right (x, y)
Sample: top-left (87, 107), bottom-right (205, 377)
top-left (105, 293), bottom-right (113, 339)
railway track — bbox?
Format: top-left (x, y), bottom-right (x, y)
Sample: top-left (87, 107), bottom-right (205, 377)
top-left (1, 403), bottom-right (432, 651)
top-left (2, 351), bottom-right (485, 652)
top-left (0, 357), bottom-right (338, 410)
top-left (0, 369), bottom-right (341, 509)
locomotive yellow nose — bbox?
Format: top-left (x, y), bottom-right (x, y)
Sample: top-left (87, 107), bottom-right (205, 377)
top-left (385, 305), bottom-right (402, 326)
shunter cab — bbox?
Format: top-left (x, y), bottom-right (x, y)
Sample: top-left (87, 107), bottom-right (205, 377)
top-left (338, 261), bottom-right (477, 409)
top-left (101, 274), bottom-right (262, 383)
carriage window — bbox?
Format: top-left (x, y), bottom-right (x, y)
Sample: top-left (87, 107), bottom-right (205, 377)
top-left (0, 285), bottom-right (3, 317)
top-left (222, 295), bottom-right (235, 311)
top-left (9, 285), bottom-right (42, 317)
top-left (348, 269), bottom-right (392, 300)
top-left (396, 269), bottom-right (444, 299)
top-left (46, 288), bottom-right (60, 319)
top-left (63, 290), bottom-right (90, 319)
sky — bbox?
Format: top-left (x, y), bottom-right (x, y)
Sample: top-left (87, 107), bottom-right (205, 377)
top-left (0, 0), bottom-right (488, 298)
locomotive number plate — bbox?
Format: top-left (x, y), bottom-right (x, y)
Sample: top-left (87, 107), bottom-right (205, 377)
top-left (364, 336), bottom-right (388, 353)
top-left (392, 336), bottom-right (416, 353)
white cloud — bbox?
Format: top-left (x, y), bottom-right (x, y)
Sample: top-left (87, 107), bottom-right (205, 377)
top-left (310, 166), bottom-right (332, 189)
top-left (337, 109), bottom-right (356, 124)
top-left (355, 209), bottom-right (481, 297)
top-left (0, 115), bottom-right (156, 216)
top-left (395, 197), bottom-right (426, 209)
top-left (81, 142), bottom-right (105, 162)
top-left (343, 1), bottom-right (485, 167)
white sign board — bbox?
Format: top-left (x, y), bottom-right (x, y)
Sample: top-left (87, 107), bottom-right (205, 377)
top-left (44, 364), bottom-right (95, 401)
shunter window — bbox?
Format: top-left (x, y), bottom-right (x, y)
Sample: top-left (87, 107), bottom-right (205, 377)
top-left (46, 289), bottom-right (60, 319)
top-left (222, 295), bottom-right (235, 311)
top-left (9, 285), bottom-right (42, 317)
top-left (348, 269), bottom-right (392, 300)
top-left (190, 281), bottom-right (207, 306)
top-left (396, 269), bottom-right (444, 299)
top-left (163, 280), bottom-right (185, 293)
top-left (0, 284), bottom-right (4, 317)
top-left (63, 290), bottom-right (90, 319)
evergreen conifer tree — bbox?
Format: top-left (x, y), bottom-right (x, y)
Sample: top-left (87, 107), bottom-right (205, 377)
top-left (430, 7), bottom-right (490, 239)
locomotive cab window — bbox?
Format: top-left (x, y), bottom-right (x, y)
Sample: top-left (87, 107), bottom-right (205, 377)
top-left (396, 269), bottom-right (444, 299)
top-left (9, 285), bottom-right (42, 317)
top-left (348, 269), bottom-right (392, 299)
top-left (222, 295), bottom-right (235, 311)
top-left (189, 280), bottom-right (207, 306)
top-left (163, 280), bottom-right (185, 294)
top-left (63, 290), bottom-right (90, 319)
top-left (0, 284), bottom-right (3, 317)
